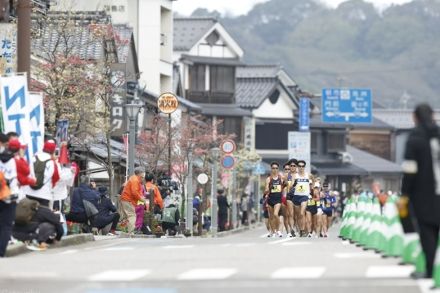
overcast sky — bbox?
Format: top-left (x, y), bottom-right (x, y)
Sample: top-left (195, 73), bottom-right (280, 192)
top-left (174, 0), bottom-right (414, 16)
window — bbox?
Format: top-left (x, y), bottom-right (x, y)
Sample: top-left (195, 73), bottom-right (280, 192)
top-left (210, 65), bottom-right (235, 93)
top-left (327, 132), bottom-right (345, 152)
top-left (269, 90), bottom-right (280, 104)
top-left (111, 5), bottom-right (117, 12)
top-left (206, 31), bottom-right (220, 46)
top-left (189, 64), bottom-right (205, 91)
top-left (219, 117), bottom-right (242, 141)
top-left (118, 6), bottom-right (125, 12)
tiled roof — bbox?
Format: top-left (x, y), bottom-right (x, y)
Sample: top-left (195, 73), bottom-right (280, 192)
top-left (198, 103), bottom-right (252, 117)
top-left (236, 65), bottom-right (281, 109)
top-left (174, 17), bottom-right (218, 51)
top-left (236, 65), bottom-right (281, 78)
top-left (347, 145), bottom-right (403, 174)
top-left (32, 11), bottom-right (112, 61)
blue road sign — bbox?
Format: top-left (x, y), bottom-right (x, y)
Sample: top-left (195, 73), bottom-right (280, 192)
top-left (299, 97), bottom-right (310, 131)
top-left (222, 155), bottom-right (235, 169)
top-left (322, 89), bottom-right (372, 123)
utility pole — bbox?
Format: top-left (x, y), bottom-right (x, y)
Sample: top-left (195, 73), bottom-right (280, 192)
top-left (17, 0), bottom-right (31, 84)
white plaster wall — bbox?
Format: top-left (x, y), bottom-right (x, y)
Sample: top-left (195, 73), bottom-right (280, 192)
top-left (253, 88), bottom-right (296, 119)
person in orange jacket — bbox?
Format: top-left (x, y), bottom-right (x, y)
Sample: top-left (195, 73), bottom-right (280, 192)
top-left (119, 167), bottom-right (146, 233)
top-left (144, 173), bottom-right (163, 213)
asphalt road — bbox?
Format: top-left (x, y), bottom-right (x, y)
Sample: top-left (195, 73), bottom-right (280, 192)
top-left (0, 226), bottom-right (437, 293)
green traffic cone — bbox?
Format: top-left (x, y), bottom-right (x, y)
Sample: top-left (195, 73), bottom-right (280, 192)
top-left (359, 197), bottom-right (373, 246)
top-left (352, 196), bottom-right (366, 243)
top-left (433, 242), bottom-right (440, 288)
top-left (402, 233), bottom-right (420, 264)
top-left (383, 197), bottom-right (404, 257)
top-left (339, 198), bottom-right (352, 239)
top-left (415, 248), bottom-right (426, 274)
top-left (365, 197), bottom-right (382, 250)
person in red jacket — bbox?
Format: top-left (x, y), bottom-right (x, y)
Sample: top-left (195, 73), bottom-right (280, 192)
top-left (8, 139), bottom-right (36, 189)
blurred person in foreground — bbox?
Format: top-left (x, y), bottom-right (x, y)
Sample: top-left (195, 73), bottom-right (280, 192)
top-left (401, 103), bottom-right (440, 279)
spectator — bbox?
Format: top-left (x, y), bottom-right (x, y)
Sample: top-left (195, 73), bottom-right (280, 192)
top-left (401, 103), bottom-right (440, 279)
top-left (161, 199), bottom-right (180, 236)
top-left (65, 175), bottom-right (100, 231)
top-left (144, 173), bottom-right (163, 213)
top-left (0, 133), bottom-right (19, 257)
top-left (119, 167), bottom-right (146, 233)
top-left (22, 140), bottom-right (59, 207)
top-left (217, 189), bottom-right (229, 232)
top-left (93, 186), bottom-right (120, 235)
top-left (13, 199), bottom-right (63, 251)
top-left (241, 193), bottom-right (249, 226)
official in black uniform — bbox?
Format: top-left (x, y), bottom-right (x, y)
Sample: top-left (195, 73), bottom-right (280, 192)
top-left (401, 103), bottom-right (440, 279)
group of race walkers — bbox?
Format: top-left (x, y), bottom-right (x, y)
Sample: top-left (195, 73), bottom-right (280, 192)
top-left (262, 159), bottom-right (337, 238)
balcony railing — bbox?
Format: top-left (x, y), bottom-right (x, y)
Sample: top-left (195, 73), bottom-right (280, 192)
top-left (186, 90), bottom-right (235, 104)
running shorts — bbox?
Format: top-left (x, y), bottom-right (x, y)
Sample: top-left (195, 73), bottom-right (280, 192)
top-left (268, 194), bottom-right (282, 207)
top-left (293, 195), bottom-right (309, 206)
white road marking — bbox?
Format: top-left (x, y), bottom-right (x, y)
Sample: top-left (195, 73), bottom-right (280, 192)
top-left (365, 265), bottom-right (414, 278)
top-left (89, 270), bottom-right (150, 281)
top-left (281, 242), bottom-right (311, 246)
top-left (58, 249), bottom-right (78, 255)
top-left (334, 252), bottom-right (380, 259)
top-left (103, 246), bottom-right (134, 251)
top-left (177, 268), bottom-right (237, 280)
top-left (341, 240), bottom-right (350, 245)
top-left (269, 238), bottom-right (293, 245)
top-left (163, 245), bottom-right (194, 249)
top-left (271, 267), bottom-right (326, 279)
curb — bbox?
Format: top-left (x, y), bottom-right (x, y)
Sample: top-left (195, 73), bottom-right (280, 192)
top-left (118, 232), bottom-right (157, 239)
top-left (5, 233), bottom-right (95, 257)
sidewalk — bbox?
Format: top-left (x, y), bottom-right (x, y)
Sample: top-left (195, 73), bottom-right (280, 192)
top-left (5, 233), bottom-right (105, 257)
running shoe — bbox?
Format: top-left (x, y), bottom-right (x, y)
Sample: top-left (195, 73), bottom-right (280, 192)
top-left (267, 233), bottom-right (272, 238)
top-left (272, 233), bottom-right (278, 238)
top-left (287, 233), bottom-right (293, 238)
top-left (307, 233), bottom-right (312, 238)
top-left (277, 231), bottom-right (283, 237)
top-left (290, 230), bottom-right (296, 237)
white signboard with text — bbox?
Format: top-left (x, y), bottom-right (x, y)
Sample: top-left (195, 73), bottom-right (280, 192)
top-left (0, 74), bottom-right (33, 162)
top-left (288, 131), bottom-right (311, 174)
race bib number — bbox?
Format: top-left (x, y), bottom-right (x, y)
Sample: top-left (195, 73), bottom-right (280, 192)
top-left (271, 184), bottom-right (282, 193)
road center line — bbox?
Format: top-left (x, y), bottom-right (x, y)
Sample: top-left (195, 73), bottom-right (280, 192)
top-left (271, 267), bottom-right (326, 279)
top-left (178, 268), bottom-right (237, 280)
top-left (89, 269), bottom-right (150, 281)
top-left (365, 266), bottom-right (414, 278)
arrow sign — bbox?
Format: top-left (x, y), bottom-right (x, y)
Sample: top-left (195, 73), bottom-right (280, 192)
top-left (322, 88), bottom-right (372, 124)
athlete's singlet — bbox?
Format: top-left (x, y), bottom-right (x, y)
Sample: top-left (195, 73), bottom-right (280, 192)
top-left (294, 173), bottom-right (311, 196)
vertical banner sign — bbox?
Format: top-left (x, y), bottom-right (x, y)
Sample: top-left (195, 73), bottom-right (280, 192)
top-left (0, 74), bottom-right (33, 162)
top-left (28, 92), bottom-right (45, 157)
top-left (299, 97), bottom-right (310, 131)
top-left (111, 88), bottom-right (126, 136)
top-left (288, 131), bottom-right (311, 174)
top-left (55, 119), bottom-right (69, 146)
top-left (0, 24), bottom-right (17, 74)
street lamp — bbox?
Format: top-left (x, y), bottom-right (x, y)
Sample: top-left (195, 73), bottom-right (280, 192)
top-left (125, 101), bottom-right (143, 176)
top-left (210, 147), bottom-right (220, 235)
top-left (186, 144), bottom-right (194, 234)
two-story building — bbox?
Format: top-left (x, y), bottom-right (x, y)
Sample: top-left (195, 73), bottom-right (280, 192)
top-left (173, 17), bottom-right (251, 144)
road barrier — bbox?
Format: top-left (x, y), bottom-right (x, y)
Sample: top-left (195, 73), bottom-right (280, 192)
top-left (339, 193), bottom-right (436, 281)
